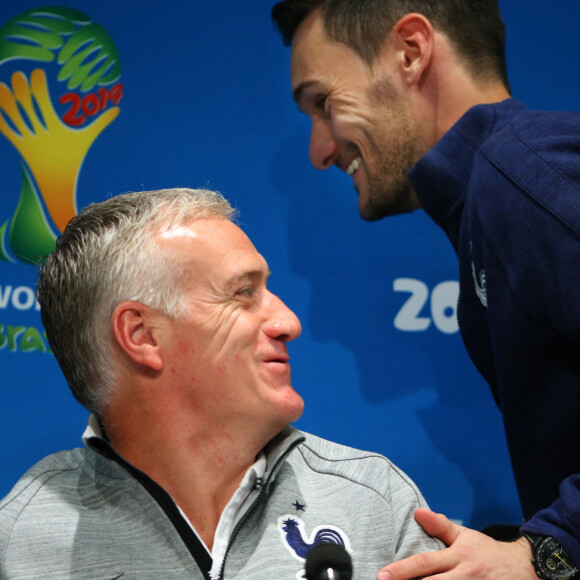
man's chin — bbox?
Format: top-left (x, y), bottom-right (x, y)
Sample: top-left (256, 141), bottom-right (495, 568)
top-left (358, 188), bottom-right (420, 221)
top-left (358, 197), bottom-right (391, 221)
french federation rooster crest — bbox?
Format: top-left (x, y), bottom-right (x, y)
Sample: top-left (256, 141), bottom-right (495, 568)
top-left (277, 515), bottom-right (352, 579)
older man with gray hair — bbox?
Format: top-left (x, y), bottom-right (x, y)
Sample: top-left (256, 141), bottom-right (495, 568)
top-left (0, 188), bottom-right (440, 579)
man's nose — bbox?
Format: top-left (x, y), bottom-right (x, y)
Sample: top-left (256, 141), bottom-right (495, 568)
top-left (263, 291), bottom-right (302, 342)
top-left (309, 118), bottom-right (337, 170)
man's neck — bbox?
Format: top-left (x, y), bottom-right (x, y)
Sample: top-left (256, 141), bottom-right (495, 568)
top-left (435, 81), bottom-right (511, 142)
top-left (420, 32), bottom-right (512, 146)
top-left (105, 409), bottom-right (269, 550)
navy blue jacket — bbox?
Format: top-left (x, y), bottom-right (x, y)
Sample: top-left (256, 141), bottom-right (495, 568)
top-left (410, 99), bottom-right (580, 563)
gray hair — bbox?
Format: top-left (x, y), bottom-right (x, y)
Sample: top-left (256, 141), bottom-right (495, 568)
top-left (37, 188), bottom-right (237, 416)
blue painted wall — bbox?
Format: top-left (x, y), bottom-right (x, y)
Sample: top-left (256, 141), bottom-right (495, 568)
top-left (1, 0), bottom-right (579, 531)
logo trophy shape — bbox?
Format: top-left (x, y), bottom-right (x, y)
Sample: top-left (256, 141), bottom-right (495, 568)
top-left (0, 7), bottom-right (122, 264)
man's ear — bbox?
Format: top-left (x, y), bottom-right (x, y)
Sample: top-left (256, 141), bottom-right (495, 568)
top-left (391, 13), bottom-right (434, 87)
top-left (111, 301), bottom-right (165, 372)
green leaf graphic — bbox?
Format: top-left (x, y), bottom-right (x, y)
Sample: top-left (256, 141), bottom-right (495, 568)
top-left (0, 220), bottom-right (15, 262)
top-left (57, 22), bottom-right (121, 91)
top-left (9, 164), bottom-right (57, 265)
top-left (0, 7), bottom-right (90, 65)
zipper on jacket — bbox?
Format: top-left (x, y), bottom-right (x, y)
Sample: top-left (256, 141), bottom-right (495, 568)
top-left (216, 436), bottom-right (304, 579)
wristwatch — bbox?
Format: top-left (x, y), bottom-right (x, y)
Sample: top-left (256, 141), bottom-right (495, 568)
top-left (523, 532), bottom-right (578, 580)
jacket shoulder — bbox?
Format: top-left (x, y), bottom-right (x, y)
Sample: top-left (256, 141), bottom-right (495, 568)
top-left (292, 432), bottom-right (424, 502)
top-left (0, 449), bottom-right (86, 546)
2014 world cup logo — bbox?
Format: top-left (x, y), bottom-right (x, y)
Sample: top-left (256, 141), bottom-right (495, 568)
top-left (0, 7), bottom-right (122, 264)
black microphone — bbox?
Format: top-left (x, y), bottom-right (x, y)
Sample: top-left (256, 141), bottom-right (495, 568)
top-left (304, 543), bottom-right (353, 580)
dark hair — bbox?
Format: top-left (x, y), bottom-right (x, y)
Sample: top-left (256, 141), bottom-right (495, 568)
top-left (272, 0), bottom-right (510, 90)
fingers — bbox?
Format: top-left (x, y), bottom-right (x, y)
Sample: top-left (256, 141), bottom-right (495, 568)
top-left (0, 78), bottom-right (30, 140)
top-left (13, 71), bottom-right (47, 133)
top-left (85, 105), bottom-right (120, 136)
top-left (378, 548), bottom-right (453, 580)
top-left (376, 511), bottom-right (462, 579)
top-left (30, 68), bottom-right (59, 128)
top-left (0, 69), bottom-right (56, 142)
top-left (415, 508), bottom-right (461, 547)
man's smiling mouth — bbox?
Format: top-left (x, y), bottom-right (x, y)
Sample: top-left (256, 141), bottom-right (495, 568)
top-left (347, 157), bottom-right (361, 176)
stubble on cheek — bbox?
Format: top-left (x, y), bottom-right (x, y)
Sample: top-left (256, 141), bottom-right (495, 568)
top-left (358, 79), bottom-right (422, 219)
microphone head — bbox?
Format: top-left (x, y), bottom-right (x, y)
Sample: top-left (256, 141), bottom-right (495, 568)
top-left (305, 542), bottom-right (353, 580)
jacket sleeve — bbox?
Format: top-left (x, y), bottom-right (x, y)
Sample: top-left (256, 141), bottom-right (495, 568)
top-left (520, 475), bottom-right (580, 567)
top-left (387, 464), bottom-right (445, 559)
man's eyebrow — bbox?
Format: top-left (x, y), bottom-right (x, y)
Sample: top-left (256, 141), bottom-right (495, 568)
top-left (223, 269), bottom-right (272, 291)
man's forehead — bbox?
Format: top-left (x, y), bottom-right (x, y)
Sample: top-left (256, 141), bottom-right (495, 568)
top-left (157, 222), bottom-right (203, 241)
top-left (219, 245), bottom-right (271, 281)
top-left (155, 218), bottom-right (269, 280)
top-left (290, 10), bottom-right (369, 101)
top-left (290, 14), bottom-right (330, 104)
top-left (292, 6), bottom-right (326, 45)
top-left (290, 8), bottom-right (327, 69)
top-left (155, 217), bottom-right (239, 247)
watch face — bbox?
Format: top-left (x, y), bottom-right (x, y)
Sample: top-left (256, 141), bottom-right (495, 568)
top-left (537, 537), bottom-right (578, 580)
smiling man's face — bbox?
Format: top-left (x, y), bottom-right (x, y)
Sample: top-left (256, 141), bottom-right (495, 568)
top-left (156, 218), bottom-right (304, 440)
top-left (290, 9), bottom-right (423, 220)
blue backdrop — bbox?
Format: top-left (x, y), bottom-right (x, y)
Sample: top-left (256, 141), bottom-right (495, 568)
top-left (1, 0), bottom-right (579, 532)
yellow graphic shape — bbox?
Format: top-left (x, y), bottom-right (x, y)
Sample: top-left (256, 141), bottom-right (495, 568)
top-left (0, 68), bottom-right (119, 232)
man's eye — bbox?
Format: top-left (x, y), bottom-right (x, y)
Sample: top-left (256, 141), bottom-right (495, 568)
top-left (315, 95), bottom-right (327, 111)
top-left (236, 287), bottom-right (255, 297)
